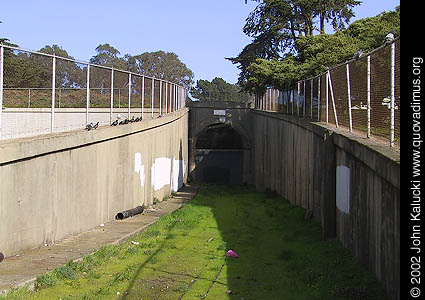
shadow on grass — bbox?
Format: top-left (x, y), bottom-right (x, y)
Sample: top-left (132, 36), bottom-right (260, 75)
top-left (112, 184), bottom-right (388, 300)
top-left (184, 185), bottom-right (389, 300)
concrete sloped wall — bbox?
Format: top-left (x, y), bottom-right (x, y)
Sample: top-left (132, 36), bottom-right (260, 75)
top-left (0, 109), bottom-right (188, 257)
top-left (250, 111), bottom-right (336, 239)
top-left (250, 110), bottom-right (400, 300)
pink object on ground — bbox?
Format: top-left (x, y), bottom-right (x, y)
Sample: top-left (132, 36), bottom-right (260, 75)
top-left (225, 249), bottom-right (239, 258)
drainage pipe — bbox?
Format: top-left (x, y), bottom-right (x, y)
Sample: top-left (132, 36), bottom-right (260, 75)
top-left (115, 205), bottom-right (144, 220)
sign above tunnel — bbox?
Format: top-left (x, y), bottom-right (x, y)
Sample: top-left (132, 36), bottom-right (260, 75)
top-left (213, 109), bottom-right (226, 116)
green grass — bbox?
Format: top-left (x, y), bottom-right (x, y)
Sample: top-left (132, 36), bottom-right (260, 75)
top-left (1, 185), bottom-right (389, 300)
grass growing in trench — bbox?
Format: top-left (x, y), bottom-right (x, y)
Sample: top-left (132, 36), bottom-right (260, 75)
top-left (2, 185), bottom-right (389, 300)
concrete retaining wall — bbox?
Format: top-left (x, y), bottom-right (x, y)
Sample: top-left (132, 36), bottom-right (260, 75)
top-left (0, 108), bottom-right (188, 257)
top-left (250, 110), bottom-right (400, 300)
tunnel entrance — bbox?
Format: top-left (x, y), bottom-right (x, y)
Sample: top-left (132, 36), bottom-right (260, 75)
top-left (194, 124), bottom-right (244, 185)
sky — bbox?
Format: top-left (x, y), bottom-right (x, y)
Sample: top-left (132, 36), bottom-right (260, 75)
top-left (1, 0), bottom-right (400, 85)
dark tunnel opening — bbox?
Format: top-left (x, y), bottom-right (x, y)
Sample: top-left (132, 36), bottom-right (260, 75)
top-left (194, 124), bottom-right (245, 185)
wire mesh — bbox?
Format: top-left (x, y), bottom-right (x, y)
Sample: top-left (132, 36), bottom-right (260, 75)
top-left (153, 79), bottom-right (160, 110)
top-left (113, 70), bottom-right (129, 109)
top-left (370, 44), bottom-right (392, 140)
top-left (349, 56), bottom-right (368, 134)
top-left (130, 75), bottom-right (143, 119)
top-left (0, 44), bottom-right (186, 140)
top-left (143, 77), bottom-right (153, 109)
top-left (2, 49), bottom-right (53, 138)
top-left (90, 66), bottom-right (111, 109)
top-left (263, 39), bottom-right (400, 146)
top-left (4, 49), bottom-right (53, 108)
top-left (394, 39), bottom-right (400, 144)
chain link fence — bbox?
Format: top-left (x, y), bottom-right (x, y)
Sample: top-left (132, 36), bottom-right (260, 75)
top-left (0, 45), bottom-right (187, 140)
top-left (256, 38), bottom-right (400, 147)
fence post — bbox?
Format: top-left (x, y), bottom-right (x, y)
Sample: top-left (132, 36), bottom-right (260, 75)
top-left (165, 82), bottom-right (168, 114)
top-left (310, 79), bottom-right (313, 119)
top-left (159, 80), bottom-right (162, 115)
top-left (346, 64), bottom-right (353, 132)
top-left (51, 55), bottom-right (56, 132)
top-left (326, 71), bottom-right (329, 123)
top-left (303, 81), bottom-right (306, 118)
top-left (292, 88), bottom-right (294, 115)
top-left (327, 70), bottom-right (338, 128)
top-left (318, 77), bottom-right (321, 121)
top-left (0, 45), bottom-right (3, 140)
top-left (128, 73), bottom-right (131, 119)
top-left (110, 69), bottom-right (114, 124)
top-left (151, 78), bottom-right (154, 118)
top-left (141, 76), bottom-right (145, 119)
top-left (86, 64), bottom-right (90, 125)
top-left (390, 42), bottom-right (396, 147)
top-left (367, 56), bottom-right (371, 138)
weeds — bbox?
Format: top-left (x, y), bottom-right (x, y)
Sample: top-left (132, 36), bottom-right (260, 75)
top-left (2, 186), bottom-right (389, 300)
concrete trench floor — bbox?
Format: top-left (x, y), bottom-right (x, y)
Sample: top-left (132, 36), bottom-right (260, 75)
top-left (0, 185), bottom-right (198, 294)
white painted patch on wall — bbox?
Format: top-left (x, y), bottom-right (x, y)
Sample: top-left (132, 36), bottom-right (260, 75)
top-left (151, 157), bottom-right (172, 191)
top-left (134, 152), bottom-right (145, 187)
top-left (336, 165), bottom-right (350, 214)
top-left (172, 158), bottom-right (186, 192)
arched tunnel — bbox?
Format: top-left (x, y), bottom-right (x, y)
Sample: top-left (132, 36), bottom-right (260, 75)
top-left (191, 123), bottom-right (248, 184)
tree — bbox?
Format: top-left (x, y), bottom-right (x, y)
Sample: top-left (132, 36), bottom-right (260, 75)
top-left (90, 43), bottom-right (127, 69)
top-left (191, 77), bottom-right (253, 103)
top-left (229, 0), bottom-right (361, 90)
top-left (128, 51), bottom-right (194, 90)
top-left (241, 6), bottom-right (399, 93)
top-left (38, 44), bottom-right (86, 88)
top-left (89, 44), bottom-right (129, 92)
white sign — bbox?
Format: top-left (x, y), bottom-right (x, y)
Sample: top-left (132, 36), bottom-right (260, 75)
top-left (213, 109), bottom-right (226, 116)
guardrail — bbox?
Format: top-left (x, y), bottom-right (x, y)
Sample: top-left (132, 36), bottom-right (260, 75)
top-left (255, 38), bottom-right (400, 147)
top-left (0, 44), bottom-right (187, 140)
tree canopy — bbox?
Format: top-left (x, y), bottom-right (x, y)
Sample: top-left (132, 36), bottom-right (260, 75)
top-left (128, 51), bottom-right (194, 90)
top-left (2, 42), bottom-right (194, 91)
top-left (190, 77), bottom-right (253, 103)
top-left (230, 2), bottom-right (400, 94)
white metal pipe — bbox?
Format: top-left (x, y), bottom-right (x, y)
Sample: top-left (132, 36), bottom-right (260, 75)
top-left (318, 77), bottom-right (321, 121)
top-left (151, 78), bottom-right (154, 118)
top-left (128, 73), bottom-right (131, 119)
top-left (390, 42), bottom-right (396, 147)
top-left (327, 70), bottom-right (338, 128)
top-left (51, 56), bottom-right (56, 132)
top-left (346, 64), bottom-right (353, 132)
top-left (0, 46), bottom-right (3, 140)
top-left (86, 65), bottom-right (90, 124)
top-left (310, 79), bottom-right (313, 119)
top-left (292, 87), bottom-right (294, 115)
top-left (110, 69), bottom-right (114, 124)
top-left (141, 76), bottom-right (145, 119)
top-left (303, 81), bottom-right (306, 118)
top-left (367, 56), bottom-right (371, 138)
top-left (165, 82), bottom-right (168, 114)
top-left (326, 71), bottom-right (329, 123)
top-left (159, 80), bottom-right (162, 115)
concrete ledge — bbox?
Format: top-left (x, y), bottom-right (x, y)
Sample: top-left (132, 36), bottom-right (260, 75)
top-left (0, 108), bottom-right (189, 165)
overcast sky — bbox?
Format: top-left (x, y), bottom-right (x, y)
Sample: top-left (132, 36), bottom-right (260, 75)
top-left (1, 0), bottom-right (400, 85)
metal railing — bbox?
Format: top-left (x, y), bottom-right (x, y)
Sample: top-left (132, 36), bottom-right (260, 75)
top-left (255, 38), bottom-right (400, 147)
top-left (0, 44), bottom-right (187, 140)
